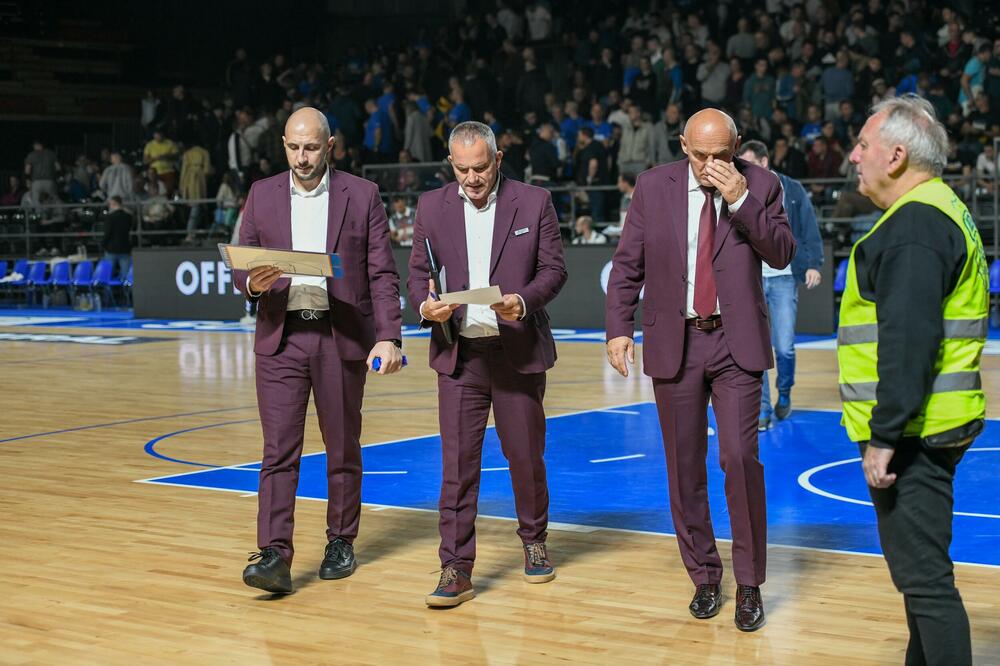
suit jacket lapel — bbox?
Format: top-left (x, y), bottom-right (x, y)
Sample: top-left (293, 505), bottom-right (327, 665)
top-left (443, 183), bottom-right (469, 291)
top-left (276, 174), bottom-right (292, 249)
top-left (326, 169), bottom-right (349, 252)
top-left (671, 162), bottom-right (688, 266)
top-left (489, 178), bottom-right (517, 279)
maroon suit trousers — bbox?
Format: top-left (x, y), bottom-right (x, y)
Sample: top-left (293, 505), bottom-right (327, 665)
top-left (651, 324), bottom-right (767, 587)
top-left (254, 315), bottom-right (367, 564)
top-left (436, 336), bottom-right (549, 574)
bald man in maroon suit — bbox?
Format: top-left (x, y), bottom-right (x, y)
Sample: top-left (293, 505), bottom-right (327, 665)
top-left (235, 108), bottom-right (403, 595)
top-left (605, 109), bottom-right (795, 631)
top-left (408, 121), bottom-right (566, 608)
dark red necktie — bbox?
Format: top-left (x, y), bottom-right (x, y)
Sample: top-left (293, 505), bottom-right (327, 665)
top-left (694, 187), bottom-right (717, 319)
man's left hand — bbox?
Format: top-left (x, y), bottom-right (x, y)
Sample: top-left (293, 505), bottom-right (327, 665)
top-left (491, 294), bottom-right (524, 321)
top-left (704, 159), bottom-right (748, 205)
top-left (804, 269), bottom-right (822, 289)
top-left (862, 445), bottom-right (897, 488)
top-left (367, 340), bottom-right (403, 375)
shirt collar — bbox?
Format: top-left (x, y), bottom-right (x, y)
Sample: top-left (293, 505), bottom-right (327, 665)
top-left (457, 174), bottom-right (501, 209)
top-left (289, 168), bottom-right (329, 198)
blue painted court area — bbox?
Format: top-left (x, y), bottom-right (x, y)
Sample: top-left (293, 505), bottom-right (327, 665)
top-left (140, 404), bottom-right (1000, 567)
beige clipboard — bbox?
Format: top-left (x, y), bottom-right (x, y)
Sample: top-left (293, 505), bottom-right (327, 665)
top-left (218, 244), bottom-right (343, 278)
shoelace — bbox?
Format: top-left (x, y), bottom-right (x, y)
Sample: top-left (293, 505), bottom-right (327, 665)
top-left (525, 542), bottom-right (548, 567)
top-left (437, 567), bottom-right (459, 588)
top-left (326, 541), bottom-right (349, 559)
top-left (247, 549), bottom-right (273, 563)
top-left (736, 586), bottom-right (760, 610)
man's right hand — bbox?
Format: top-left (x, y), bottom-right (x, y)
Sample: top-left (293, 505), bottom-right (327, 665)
top-left (606, 336), bottom-right (635, 377)
top-left (248, 265), bottom-right (283, 294)
top-left (422, 278), bottom-right (459, 322)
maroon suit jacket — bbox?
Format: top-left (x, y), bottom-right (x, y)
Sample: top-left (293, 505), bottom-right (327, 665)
top-left (234, 168), bottom-right (402, 359)
top-left (605, 157), bottom-right (796, 379)
top-left (407, 177), bottom-right (567, 376)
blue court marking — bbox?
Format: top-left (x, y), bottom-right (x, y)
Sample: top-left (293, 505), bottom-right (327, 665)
top-left (138, 404), bottom-right (1000, 567)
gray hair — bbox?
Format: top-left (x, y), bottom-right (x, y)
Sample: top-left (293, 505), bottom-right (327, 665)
top-left (871, 94), bottom-right (948, 176)
top-left (448, 121), bottom-right (497, 158)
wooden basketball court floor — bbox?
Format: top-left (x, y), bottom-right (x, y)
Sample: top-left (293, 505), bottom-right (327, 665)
top-left (2, 320), bottom-right (999, 665)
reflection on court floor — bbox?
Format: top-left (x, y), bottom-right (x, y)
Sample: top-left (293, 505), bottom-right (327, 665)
top-left (139, 404), bottom-right (1000, 567)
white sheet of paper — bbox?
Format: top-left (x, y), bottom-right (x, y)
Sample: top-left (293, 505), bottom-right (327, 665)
top-left (438, 285), bottom-right (503, 306)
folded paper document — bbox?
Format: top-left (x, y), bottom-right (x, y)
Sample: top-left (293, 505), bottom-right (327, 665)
top-left (437, 285), bottom-right (503, 306)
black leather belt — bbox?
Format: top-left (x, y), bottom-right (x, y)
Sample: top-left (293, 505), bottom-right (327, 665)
top-left (686, 315), bottom-right (723, 330)
top-left (288, 309), bottom-right (328, 320)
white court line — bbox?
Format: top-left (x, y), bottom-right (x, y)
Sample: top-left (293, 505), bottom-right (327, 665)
top-left (590, 453), bottom-right (646, 464)
top-left (797, 448), bottom-right (1000, 519)
top-left (599, 409), bottom-right (641, 415)
top-left (481, 467), bottom-right (509, 472)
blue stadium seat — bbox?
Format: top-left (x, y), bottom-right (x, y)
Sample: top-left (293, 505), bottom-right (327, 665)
top-left (11, 258), bottom-right (29, 279)
top-left (0, 260), bottom-right (7, 280)
top-left (833, 259), bottom-right (849, 294)
top-left (123, 263), bottom-right (134, 288)
top-left (50, 261), bottom-right (72, 288)
top-left (989, 259), bottom-right (1000, 295)
top-left (26, 261), bottom-right (50, 306)
top-left (71, 261), bottom-right (94, 289)
top-left (92, 259), bottom-right (122, 307)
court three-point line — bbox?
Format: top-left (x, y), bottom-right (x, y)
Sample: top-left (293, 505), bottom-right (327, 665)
top-left (590, 453), bottom-right (646, 464)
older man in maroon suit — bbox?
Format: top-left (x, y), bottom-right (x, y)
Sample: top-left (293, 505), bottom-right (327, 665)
top-left (235, 107), bottom-right (403, 595)
top-left (605, 109), bottom-right (795, 631)
top-left (408, 121), bottom-right (567, 608)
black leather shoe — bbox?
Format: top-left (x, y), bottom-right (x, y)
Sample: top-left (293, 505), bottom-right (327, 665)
top-left (319, 538), bottom-right (357, 579)
top-left (689, 583), bottom-right (723, 619)
top-left (243, 547), bottom-right (292, 594)
top-left (734, 584), bottom-right (765, 631)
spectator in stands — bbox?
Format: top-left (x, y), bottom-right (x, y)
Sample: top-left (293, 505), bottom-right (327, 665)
top-left (593, 47), bottom-right (623, 101)
top-left (959, 43), bottom-right (991, 114)
top-left (2, 175), bottom-right (25, 207)
top-left (403, 100), bottom-right (434, 162)
top-left (68, 154), bottom-right (98, 202)
top-left (604, 172), bottom-right (635, 237)
top-left (727, 17), bottom-right (756, 61)
top-left (99, 152), bottom-right (134, 202)
top-left (23, 140), bottom-right (60, 203)
top-left (627, 57), bottom-right (658, 116)
top-left (254, 62), bottom-right (286, 113)
top-left (649, 102), bottom-right (684, 165)
top-left (585, 102), bottom-right (612, 142)
top-left (743, 59), bottom-right (775, 122)
top-left (227, 108), bottom-right (256, 185)
top-left (140, 166), bottom-right (173, 227)
top-left (180, 138), bottom-right (214, 243)
top-left (102, 196), bottom-right (133, 280)
top-left (618, 105), bottom-right (652, 176)
top-left (525, 2), bottom-right (552, 43)
top-left (698, 42), bottom-right (730, 106)
top-left (821, 51), bottom-right (855, 120)
top-left (164, 85), bottom-right (199, 140)
top-left (574, 126), bottom-right (609, 221)
top-left (528, 122), bottom-right (560, 185)
top-left (970, 93), bottom-right (1000, 134)
top-left (771, 135), bottom-right (807, 180)
top-left (801, 104), bottom-right (823, 145)
top-left (806, 136), bottom-right (843, 202)
top-left (226, 47), bottom-right (254, 108)
top-left (976, 143), bottom-right (997, 197)
top-left (140, 90), bottom-right (160, 134)
top-left (212, 171), bottom-right (239, 235)
top-left (388, 196), bottom-right (414, 246)
top-left (572, 215), bottom-right (607, 245)
top-left (143, 130), bottom-right (180, 195)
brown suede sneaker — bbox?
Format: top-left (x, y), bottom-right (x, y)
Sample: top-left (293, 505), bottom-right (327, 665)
top-left (523, 542), bottom-right (556, 583)
top-left (425, 566), bottom-right (475, 608)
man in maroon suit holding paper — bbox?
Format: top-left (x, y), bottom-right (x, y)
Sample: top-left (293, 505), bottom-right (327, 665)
top-left (234, 107), bottom-right (403, 595)
top-left (605, 109), bottom-right (795, 631)
top-left (408, 121), bottom-right (566, 608)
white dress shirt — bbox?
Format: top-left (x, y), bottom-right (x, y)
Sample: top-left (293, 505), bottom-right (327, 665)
top-left (685, 165), bottom-right (748, 318)
top-left (246, 170), bottom-right (330, 310)
top-left (457, 178), bottom-right (502, 338)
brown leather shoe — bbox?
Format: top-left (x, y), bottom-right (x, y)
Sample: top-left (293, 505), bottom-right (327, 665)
top-left (689, 583), bottom-right (723, 619)
top-left (425, 566), bottom-right (475, 608)
top-left (734, 584), bottom-right (765, 631)
top-left (523, 542), bottom-right (556, 583)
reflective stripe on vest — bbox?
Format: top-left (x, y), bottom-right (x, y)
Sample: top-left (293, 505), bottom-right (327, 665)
top-left (838, 317), bottom-right (988, 345)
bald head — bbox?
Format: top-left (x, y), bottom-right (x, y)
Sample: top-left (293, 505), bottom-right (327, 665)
top-left (283, 106), bottom-right (334, 188)
top-left (680, 108), bottom-right (741, 188)
top-left (285, 106), bottom-right (330, 140)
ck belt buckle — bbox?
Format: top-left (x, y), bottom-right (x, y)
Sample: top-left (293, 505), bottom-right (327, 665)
top-left (299, 309), bottom-right (322, 320)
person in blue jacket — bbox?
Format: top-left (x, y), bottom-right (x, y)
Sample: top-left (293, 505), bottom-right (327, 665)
top-left (737, 140), bottom-right (824, 429)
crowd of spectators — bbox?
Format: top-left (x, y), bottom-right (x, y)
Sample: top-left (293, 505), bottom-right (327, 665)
top-left (4, 0), bottom-right (1000, 253)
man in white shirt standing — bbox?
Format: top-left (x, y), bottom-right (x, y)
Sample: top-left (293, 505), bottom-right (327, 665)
top-left (235, 107), bottom-right (403, 595)
top-left (408, 121), bottom-right (567, 608)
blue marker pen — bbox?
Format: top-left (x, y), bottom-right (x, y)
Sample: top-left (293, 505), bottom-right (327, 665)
top-left (372, 355), bottom-right (408, 372)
